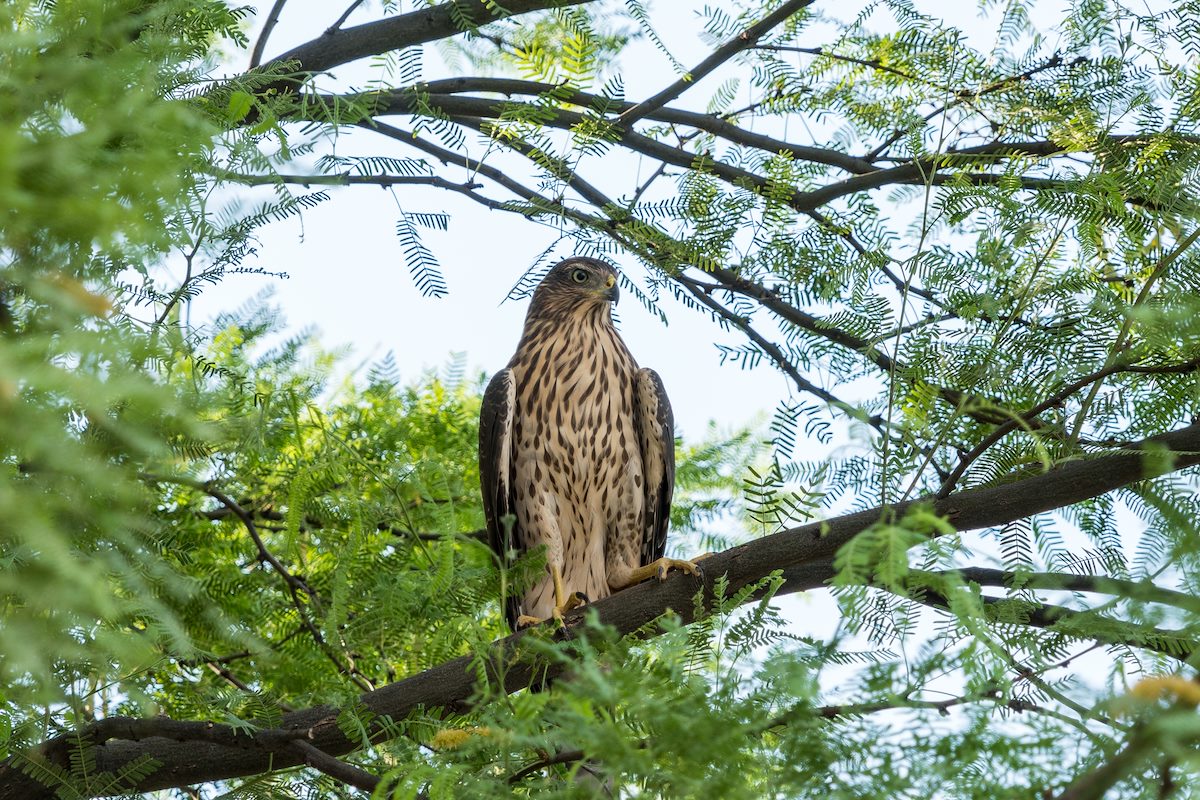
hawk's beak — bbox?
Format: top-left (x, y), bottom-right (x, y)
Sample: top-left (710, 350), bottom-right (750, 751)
top-left (603, 275), bottom-right (619, 304)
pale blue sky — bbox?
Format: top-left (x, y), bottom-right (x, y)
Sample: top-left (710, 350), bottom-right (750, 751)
top-left (193, 0), bottom-right (1074, 439)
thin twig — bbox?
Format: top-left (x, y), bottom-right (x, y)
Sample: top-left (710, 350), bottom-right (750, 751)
top-left (618, 0), bottom-right (815, 127)
top-left (154, 233), bottom-right (204, 326)
top-left (142, 474), bottom-right (373, 692)
top-left (325, 0), bottom-right (366, 35)
top-left (213, 169), bottom-right (484, 192)
top-left (509, 749), bottom-right (587, 783)
top-left (1065, 227), bottom-right (1200, 449)
top-left (204, 663), bottom-right (296, 713)
top-left (864, 53), bottom-right (1084, 162)
top-left (249, 0), bottom-right (290, 69)
top-left (674, 272), bottom-right (888, 433)
top-left (937, 352), bottom-right (1200, 496)
top-left (756, 44), bottom-right (932, 86)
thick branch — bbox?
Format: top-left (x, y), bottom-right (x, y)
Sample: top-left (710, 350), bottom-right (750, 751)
top-left (416, 76), bottom-right (874, 173)
top-left (261, 0), bottom-right (593, 78)
top-left (4, 422), bottom-right (1199, 798)
top-left (291, 740), bottom-right (380, 794)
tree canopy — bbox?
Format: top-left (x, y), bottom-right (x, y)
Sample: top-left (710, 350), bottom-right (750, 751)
top-left (2, 0), bottom-right (1200, 798)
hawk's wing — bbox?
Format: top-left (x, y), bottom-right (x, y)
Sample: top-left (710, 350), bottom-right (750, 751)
top-left (634, 368), bottom-right (675, 565)
top-left (479, 368), bottom-right (521, 629)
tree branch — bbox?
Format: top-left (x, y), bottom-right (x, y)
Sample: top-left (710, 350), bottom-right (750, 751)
top-left (1051, 721), bottom-right (1181, 800)
top-left (618, 0), bottom-right (815, 127)
top-left (342, 95), bottom-right (1172, 447)
top-left (4, 421), bottom-right (1199, 798)
top-left (942, 568), bottom-right (1200, 616)
top-left (902, 578), bottom-right (1195, 664)
top-left (863, 53), bottom-right (1086, 161)
top-left (673, 272), bottom-right (885, 430)
top-left (938, 351), bottom-right (1200, 497)
top-left (142, 474), bottom-right (374, 692)
top-left (417, 76), bottom-right (874, 173)
top-left (260, 0), bottom-right (595, 80)
top-left (291, 739), bottom-right (381, 795)
top-left (249, 0), bottom-right (289, 69)
top-left (325, 0), bottom-right (366, 36)
top-left (213, 169), bottom-right (483, 193)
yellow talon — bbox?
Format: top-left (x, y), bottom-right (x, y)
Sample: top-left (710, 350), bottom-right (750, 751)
top-left (515, 590), bottom-right (588, 628)
top-left (619, 555), bottom-right (708, 588)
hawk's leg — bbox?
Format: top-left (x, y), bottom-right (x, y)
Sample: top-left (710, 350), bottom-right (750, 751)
top-left (610, 553), bottom-right (713, 590)
top-left (515, 564), bottom-right (589, 628)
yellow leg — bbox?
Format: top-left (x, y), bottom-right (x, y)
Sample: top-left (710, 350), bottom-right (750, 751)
top-left (515, 564), bottom-right (589, 628)
top-left (551, 562), bottom-right (567, 612)
top-left (614, 554), bottom-right (710, 589)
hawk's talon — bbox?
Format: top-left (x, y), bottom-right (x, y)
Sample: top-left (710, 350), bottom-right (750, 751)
top-left (515, 591), bottom-right (589, 629)
top-left (653, 556), bottom-right (701, 582)
top-left (619, 556), bottom-right (706, 588)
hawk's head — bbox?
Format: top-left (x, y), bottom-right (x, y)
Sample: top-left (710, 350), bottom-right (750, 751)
top-left (527, 257), bottom-right (620, 320)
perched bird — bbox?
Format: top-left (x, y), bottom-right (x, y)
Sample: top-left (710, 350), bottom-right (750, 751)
top-left (479, 257), bottom-right (699, 629)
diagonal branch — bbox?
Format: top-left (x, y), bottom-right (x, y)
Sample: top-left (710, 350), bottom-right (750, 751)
top-left (938, 353), bottom-right (1200, 496)
top-left (1050, 719), bottom-right (1194, 800)
top-left (258, 0), bottom-right (595, 79)
top-left (249, 0), bottom-right (290, 69)
top-left (618, 0), bottom-right (815, 127)
top-left (326, 0), bottom-right (367, 35)
top-left (142, 474), bottom-right (374, 692)
top-left (4, 421), bottom-right (1200, 798)
top-left (673, 271), bottom-right (888, 433)
top-left (291, 740), bottom-right (381, 795)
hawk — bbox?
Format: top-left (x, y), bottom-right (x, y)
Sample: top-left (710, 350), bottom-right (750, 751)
top-left (479, 257), bottom-right (699, 629)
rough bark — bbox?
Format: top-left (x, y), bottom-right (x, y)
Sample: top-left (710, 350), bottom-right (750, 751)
top-left (259, 0), bottom-right (594, 79)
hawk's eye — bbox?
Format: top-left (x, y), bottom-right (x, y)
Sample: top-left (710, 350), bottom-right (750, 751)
top-left (570, 268), bottom-right (589, 284)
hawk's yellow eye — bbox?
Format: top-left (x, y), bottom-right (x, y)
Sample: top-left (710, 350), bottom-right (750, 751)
top-left (570, 268), bottom-right (589, 284)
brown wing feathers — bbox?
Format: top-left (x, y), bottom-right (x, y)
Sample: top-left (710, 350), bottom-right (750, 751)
top-left (478, 368), bottom-right (521, 630)
top-left (634, 368), bottom-right (675, 566)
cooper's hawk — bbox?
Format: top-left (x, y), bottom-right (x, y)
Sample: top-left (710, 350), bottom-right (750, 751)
top-left (479, 257), bottom-right (698, 629)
